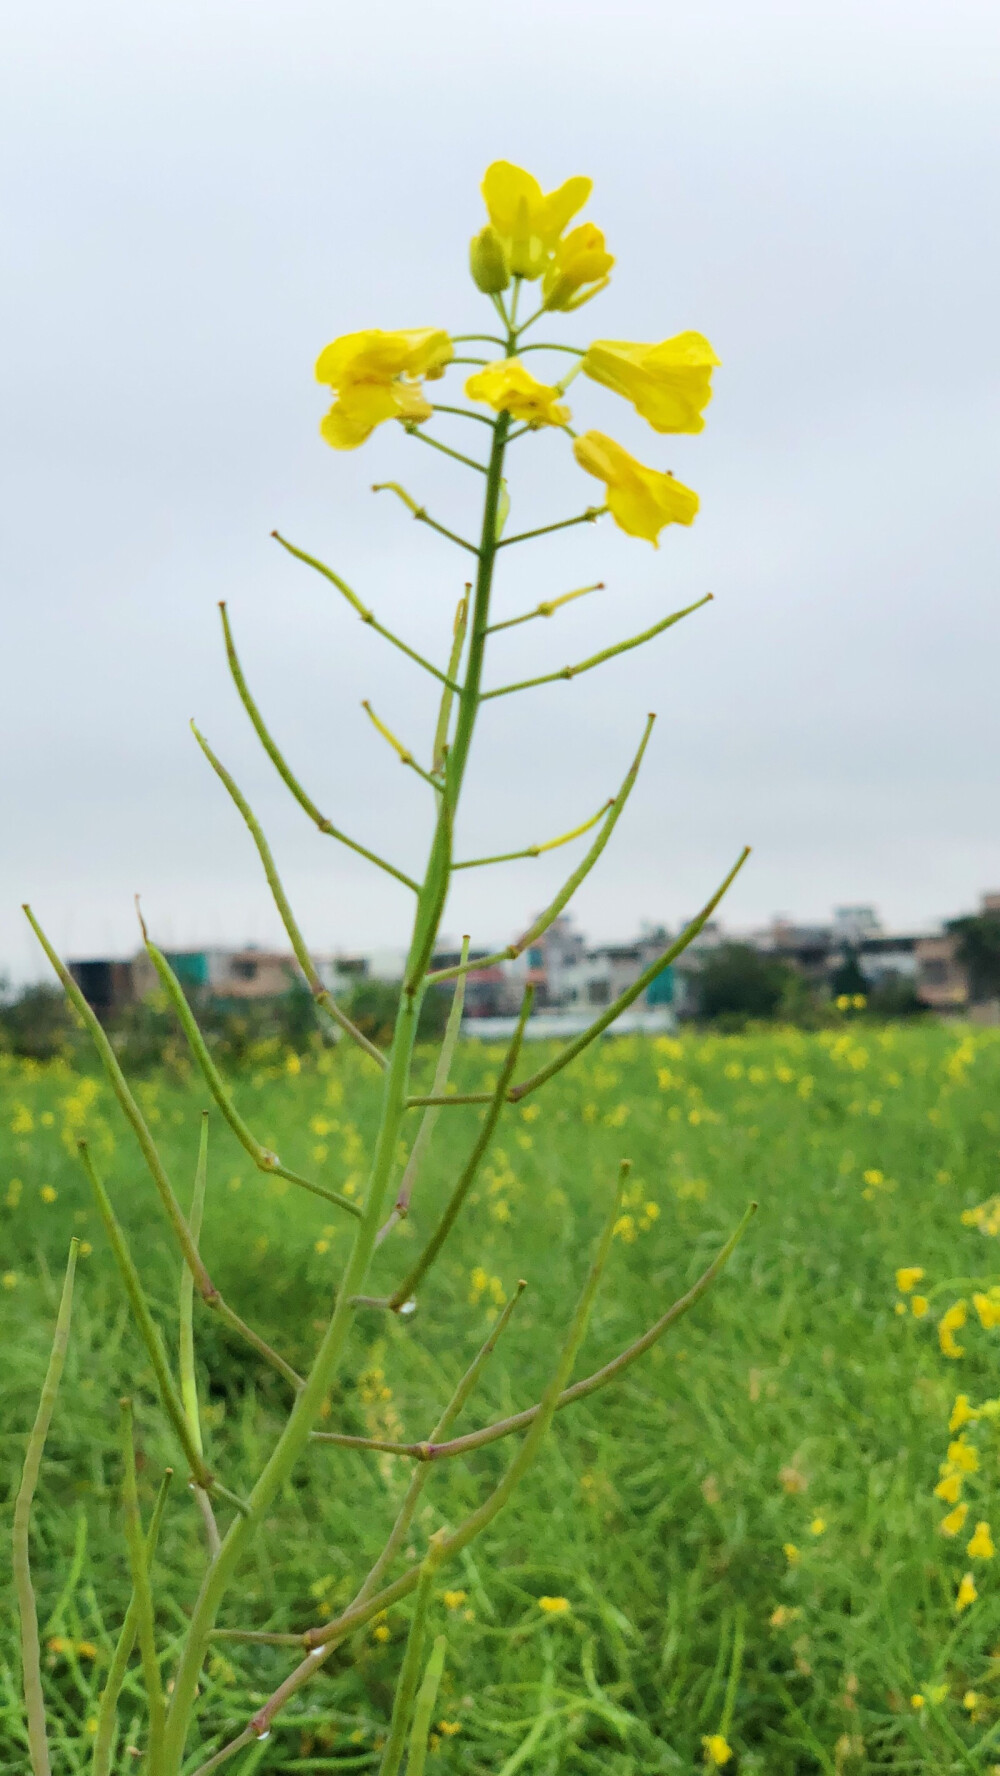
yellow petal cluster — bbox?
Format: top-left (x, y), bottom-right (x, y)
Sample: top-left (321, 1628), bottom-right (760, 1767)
top-left (955, 1571), bottom-right (977, 1612)
top-left (895, 1266), bottom-right (924, 1294)
top-left (968, 1520), bottom-right (995, 1559)
top-left (573, 430), bottom-right (698, 547)
top-left (464, 359), bottom-right (571, 428)
top-left (701, 1735), bottom-right (733, 1767)
top-left (481, 160), bottom-right (592, 280)
top-left (542, 224), bottom-right (614, 312)
top-left (939, 1502), bottom-right (968, 1537)
top-left (938, 1299), bottom-right (967, 1359)
top-left (583, 333), bottom-right (720, 433)
top-left (315, 328), bottom-right (453, 450)
top-left (974, 1287), bottom-right (1000, 1329)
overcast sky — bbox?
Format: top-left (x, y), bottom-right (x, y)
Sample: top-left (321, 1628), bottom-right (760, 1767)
top-left (2, 0), bottom-right (998, 980)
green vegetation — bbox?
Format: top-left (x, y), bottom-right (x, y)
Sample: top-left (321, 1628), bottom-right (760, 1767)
top-left (3, 1021), bottom-right (1000, 1772)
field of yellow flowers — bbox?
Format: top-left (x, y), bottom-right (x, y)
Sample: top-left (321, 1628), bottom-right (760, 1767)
top-left (4, 1020), bottom-right (1000, 1773)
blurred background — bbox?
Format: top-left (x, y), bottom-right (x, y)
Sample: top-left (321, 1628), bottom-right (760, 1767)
top-left (2, 0), bottom-right (998, 980)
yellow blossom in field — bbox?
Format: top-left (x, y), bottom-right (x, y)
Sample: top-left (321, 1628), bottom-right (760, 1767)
top-left (481, 160), bottom-right (592, 279)
top-left (809, 1516), bottom-right (827, 1537)
top-left (783, 1542), bottom-right (801, 1565)
top-left (962, 1196), bottom-right (1000, 1236)
top-left (894, 1302), bottom-right (907, 1316)
top-left (934, 1471), bottom-right (963, 1504)
top-left (315, 327), bottom-right (453, 450)
top-left (613, 1214), bottom-right (637, 1243)
top-left (573, 430), bottom-right (699, 545)
top-left (437, 1720), bottom-right (462, 1737)
top-left (6, 1178), bottom-right (22, 1208)
top-left (955, 1572), bottom-right (977, 1612)
top-left (939, 1300), bottom-right (967, 1359)
top-left (442, 1590), bottom-right (467, 1611)
top-left (314, 1240), bottom-right (329, 1255)
top-left (974, 1289), bottom-right (1000, 1330)
top-left (964, 1691), bottom-right (979, 1711)
top-left (40, 1186), bottom-right (57, 1204)
top-left (769, 1605), bottom-right (801, 1627)
top-left (542, 223), bottom-right (614, 310)
top-left (465, 359), bottom-right (571, 427)
top-left (538, 1596), bottom-right (570, 1613)
top-left (968, 1521), bottom-right (995, 1560)
top-left (927, 1683), bottom-right (949, 1704)
top-left (373, 1624), bottom-right (391, 1643)
top-left (911, 1296), bottom-right (929, 1317)
top-left (939, 1503), bottom-right (968, 1537)
top-left (583, 334), bottom-right (720, 433)
top-left (10, 1104), bottom-right (34, 1135)
top-left (2, 1272), bottom-right (18, 1290)
top-left (947, 1437), bottom-right (979, 1473)
top-left (863, 1169), bottom-right (884, 1187)
top-left (911, 1693), bottom-right (926, 1708)
top-left (701, 1734), bottom-right (733, 1767)
top-left (779, 1465), bottom-right (808, 1494)
top-left (896, 1267), bottom-right (924, 1294)
top-left (950, 1394), bottom-right (978, 1432)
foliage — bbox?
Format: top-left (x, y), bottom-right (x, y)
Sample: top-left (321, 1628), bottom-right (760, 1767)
top-left (949, 912), bottom-right (1000, 1004)
top-left (2, 1024), bottom-right (1000, 1771)
top-left (696, 944), bottom-right (795, 1026)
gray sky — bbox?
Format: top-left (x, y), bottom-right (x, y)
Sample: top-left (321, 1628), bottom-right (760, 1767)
top-left (3, 0), bottom-right (999, 980)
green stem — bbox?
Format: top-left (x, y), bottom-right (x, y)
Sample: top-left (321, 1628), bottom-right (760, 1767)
top-left (378, 939), bottom-right (470, 1243)
top-left (376, 1556), bottom-right (441, 1776)
top-left (13, 1238), bottom-right (78, 1776)
top-left (405, 1636), bottom-right (448, 1776)
top-left (429, 403), bottom-right (496, 427)
top-left (92, 1469), bottom-right (173, 1776)
top-left (497, 508), bottom-right (606, 549)
top-left (120, 1399), bottom-right (166, 1776)
top-left (405, 427), bottom-right (488, 474)
top-left (485, 582), bottom-right (603, 633)
top-left (482, 594), bottom-right (713, 699)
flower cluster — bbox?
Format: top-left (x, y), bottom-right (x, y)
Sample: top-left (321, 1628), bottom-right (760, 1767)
top-left (313, 159), bottom-right (720, 546)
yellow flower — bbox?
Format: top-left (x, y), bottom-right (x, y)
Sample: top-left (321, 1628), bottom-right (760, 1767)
top-left (702, 1734), bottom-right (733, 1767)
top-left (950, 1394), bottom-right (978, 1432)
top-left (481, 160), bottom-right (592, 280)
top-left (909, 1295), bottom-right (928, 1318)
top-left (442, 1590), bottom-right (467, 1611)
top-left (582, 333), bottom-right (720, 433)
top-left (373, 1624), bottom-right (391, 1643)
top-left (911, 1694), bottom-right (925, 1709)
top-left (40, 1186), bottom-right (57, 1204)
top-left (894, 1302), bottom-right (907, 1316)
top-left (964, 1690), bottom-right (979, 1711)
top-left (538, 1596), bottom-right (570, 1614)
top-left (783, 1542), bottom-right (800, 1565)
top-left (542, 224), bottom-right (614, 311)
top-left (2, 1271), bottom-right (18, 1290)
top-left (955, 1572), bottom-right (977, 1612)
top-left (896, 1267), bottom-right (924, 1294)
top-left (934, 1471), bottom-right (963, 1504)
top-left (939, 1503), bottom-right (968, 1537)
top-left (947, 1437), bottom-right (979, 1473)
top-left (573, 430), bottom-right (698, 546)
top-left (769, 1605), bottom-right (801, 1627)
top-left (464, 359), bottom-right (571, 427)
top-left (974, 1290), bottom-right (1000, 1330)
top-left (437, 1720), bottom-right (462, 1737)
top-left (968, 1521), bottom-right (995, 1560)
top-left (315, 328), bottom-right (453, 450)
top-left (938, 1299), bottom-right (967, 1359)
top-left (809, 1516), bottom-right (827, 1537)
top-left (928, 1683), bottom-right (949, 1704)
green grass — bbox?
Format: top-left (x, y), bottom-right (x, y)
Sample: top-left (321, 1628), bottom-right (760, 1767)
top-left (3, 1019), bottom-right (1000, 1773)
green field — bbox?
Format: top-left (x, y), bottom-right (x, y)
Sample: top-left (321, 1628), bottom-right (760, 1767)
top-left (4, 1020), bottom-right (1000, 1773)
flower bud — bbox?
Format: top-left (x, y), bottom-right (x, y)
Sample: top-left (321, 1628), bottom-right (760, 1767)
top-left (469, 226), bottom-right (510, 293)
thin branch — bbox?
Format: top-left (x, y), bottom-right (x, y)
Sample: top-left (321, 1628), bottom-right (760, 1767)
top-left (119, 1399), bottom-right (166, 1776)
top-left (180, 1116), bottom-right (220, 1559)
top-left (220, 600), bottom-right (419, 891)
top-left (190, 724), bottom-right (387, 1070)
top-left (517, 343), bottom-right (586, 356)
top-left (486, 582), bottom-right (603, 634)
top-left (376, 1555), bottom-right (441, 1776)
top-left (431, 591), bottom-right (469, 776)
top-left (143, 931), bottom-right (362, 1220)
top-left (386, 991), bottom-right (533, 1309)
top-left (315, 1204), bottom-right (755, 1463)
top-left (13, 1237), bottom-right (78, 1776)
top-left (497, 507), bottom-right (606, 549)
top-left (425, 715), bottom-right (655, 988)
top-left (269, 535), bottom-right (460, 690)
top-left (406, 1635), bottom-right (447, 1776)
top-left (429, 403), bottom-right (497, 427)
top-left (404, 426), bottom-right (488, 475)
top-left (482, 594), bottom-right (713, 700)
top-left (508, 847), bottom-right (751, 1102)
top-left (361, 701), bottom-right (442, 790)
top-left (453, 798), bottom-right (613, 870)
top-left (92, 1468), bottom-right (173, 1776)
top-left (24, 908), bottom-right (305, 1393)
top-left (376, 938), bottom-right (470, 1246)
top-left (371, 483), bottom-right (481, 555)
top-left (450, 335), bottom-right (506, 346)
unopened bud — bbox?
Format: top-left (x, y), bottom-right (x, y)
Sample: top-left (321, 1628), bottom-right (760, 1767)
top-left (469, 226), bottom-right (509, 294)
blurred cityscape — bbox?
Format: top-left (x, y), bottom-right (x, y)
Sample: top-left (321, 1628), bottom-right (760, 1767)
top-left (58, 891), bottom-right (1000, 1040)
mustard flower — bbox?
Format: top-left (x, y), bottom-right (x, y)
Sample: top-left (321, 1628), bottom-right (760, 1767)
top-left (934, 1471), bottom-right (963, 1504)
top-left (769, 1605), bottom-right (801, 1627)
top-left (955, 1572), bottom-right (977, 1612)
top-left (947, 1436), bottom-right (979, 1473)
top-left (783, 1542), bottom-right (801, 1565)
top-left (702, 1734), bottom-right (733, 1767)
top-left (2, 1271), bottom-right (18, 1290)
top-left (938, 1299), bottom-right (967, 1359)
top-left (315, 328), bottom-right (453, 450)
top-left (542, 224), bottom-right (614, 311)
top-left (974, 1289), bottom-right (1000, 1330)
top-left (481, 160), bottom-right (592, 280)
top-left (939, 1502), bottom-right (968, 1537)
top-left (464, 359), bottom-right (571, 427)
top-left (950, 1393), bottom-right (978, 1433)
top-left (538, 1596), bottom-right (570, 1614)
top-left (896, 1267), bottom-right (924, 1294)
top-left (964, 1690), bottom-right (979, 1711)
top-left (911, 1295), bottom-right (929, 1317)
top-left (582, 333), bottom-right (720, 433)
top-left (967, 1521), bottom-right (995, 1560)
top-left (40, 1185), bottom-right (57, 1204)
top-left (910, 1694), bottom-right (925, 1709)
top-left (442, 1590), bottom-right (467, 1611)
top-left (573, 430), bottom-right (698, 546)
top-left (437, 1720), bottom-right (462, 1737)
top-left (809, 1516), bottom-right (827, 1537)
